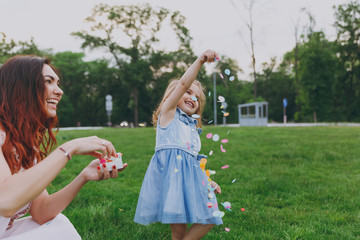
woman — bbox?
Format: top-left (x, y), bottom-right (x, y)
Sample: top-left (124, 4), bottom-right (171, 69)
top-left (0, 55), bottom-right (127, 239)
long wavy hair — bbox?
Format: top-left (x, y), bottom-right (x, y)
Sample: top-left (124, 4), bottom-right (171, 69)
top-left (152, 79), bottom-right (206, 128)
top-left (0, 55), bottom-right (59, 174)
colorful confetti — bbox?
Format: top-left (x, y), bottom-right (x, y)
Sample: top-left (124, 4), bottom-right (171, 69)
top-left (206, 133), bottom-right (213, 138)
top-left (223, 112), bottom-right (229, 117)
top-left (209, 150), bottom-right (213, 156)
top-left (213, 211), bottom-right (225, 218)
top-left (191, 114), bottom-right (200, 118)
top-left (229, 76), bottom-right (235, 81)
top-left (212, 134), bottom-right (220, 142)
top-left (241, 208), bottom-right (245, 212)
top-left (221, 139), bottom-right (229, 143)
top-left (220, 144), bottom-right (226, 152)
top-left (191, 96), bottom-right (198, 101)
top-left (225, 228), bottom-right (230, 232)
top-left (174, 168), bottom-right (179, 173)
top-left (208, 120), bottom-right (213, 124)
top-left (224, 69), bottom-right (231, 75)
top-left (221, 201), bottom-right (232, 211)
top-left (217, 95), bottom-right (225, 103)
top-left (207, 202), bottom-right (213, 208)
top-left (208, 192), bottom-right (215, 199)
top-left (221, 165), bottom-right (229, 169)
top-left (219, 73), bottom-right (224, 79)
top-left (232, 179), bottom-right (236, 183)
top-left (176, 155), bottom-right (182, 160)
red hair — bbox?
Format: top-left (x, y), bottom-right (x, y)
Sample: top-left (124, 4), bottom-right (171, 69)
top-left (0, 55), bottom-right (58, 174)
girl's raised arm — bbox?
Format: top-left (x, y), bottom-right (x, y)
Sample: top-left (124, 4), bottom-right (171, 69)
top-left (160, 50), bottom-right (218, 125)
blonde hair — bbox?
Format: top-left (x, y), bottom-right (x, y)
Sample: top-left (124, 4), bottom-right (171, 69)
top-left (152, 79), bottom-right (206, 128)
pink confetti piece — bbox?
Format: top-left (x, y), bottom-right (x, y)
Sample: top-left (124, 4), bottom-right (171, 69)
top-left (221, 165), bottom-right (229, 169)
top-left (221, 139), bottom-right (228, 143)
top-left (206, 133), bottom-right (213, 139)
top-left (202, 180), bottom-right (205, 186)
top-left (225, 228), bottom-right (230, 232)
top-left (207, 202), bottom-right (213, 208)
top-left (220, 145), bottom-right (226, 152)
top-left (241, 208), bottom-right (245, 212)
top-left (219, 73), bottom-right (224, 79)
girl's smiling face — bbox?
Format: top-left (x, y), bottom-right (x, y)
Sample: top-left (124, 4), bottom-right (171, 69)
top-left (42, 64), bottom-right (63, 119)
top-left (177, 83), bottom-right (201, 116)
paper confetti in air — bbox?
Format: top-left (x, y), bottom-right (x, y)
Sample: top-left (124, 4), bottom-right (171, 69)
top-left (221, 165), bottom-right (229, 169)
top-left (212, 134), bottom-right (220, 142)
top-left (206, 133), bottom-right (213, 139)
top-left (221, 139), bottom-right (228, 143)
top-left (221, 202), bottom-right (232, 211)
top-left (220, 145), bottom-right (226, 152)
top-left (218, 96), bottom-right (225, 103)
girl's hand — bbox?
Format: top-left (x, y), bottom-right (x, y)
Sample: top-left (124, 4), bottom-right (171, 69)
top-left (199, 50), bottom-right (219, 64)
top-left (210, 180), bottom-right (221, 194)
top-left (81, 159), bottom-right (128, 182)
top-left (61, 136), bottom-right (117, 159)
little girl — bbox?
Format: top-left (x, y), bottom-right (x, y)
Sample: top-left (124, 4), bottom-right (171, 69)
top-left (134, 50), bottom-right (222, 239)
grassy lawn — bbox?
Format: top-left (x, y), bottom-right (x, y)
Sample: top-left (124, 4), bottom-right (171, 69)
top-left (49, 126), bottom-right (360, 239)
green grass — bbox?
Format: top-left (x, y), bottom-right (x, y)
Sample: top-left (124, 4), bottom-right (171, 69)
top-left (49, 126), bottom-right (360, 239)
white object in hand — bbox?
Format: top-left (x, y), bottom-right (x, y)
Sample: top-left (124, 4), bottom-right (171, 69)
top-left (100, 153), bottom-right (123, 172)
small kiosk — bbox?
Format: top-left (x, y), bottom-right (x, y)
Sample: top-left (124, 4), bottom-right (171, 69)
top-left (238, 102), bottom-right (268, 126)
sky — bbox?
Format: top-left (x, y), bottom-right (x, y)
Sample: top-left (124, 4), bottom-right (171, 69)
top-left (0, 0), bottom-right (347, 80)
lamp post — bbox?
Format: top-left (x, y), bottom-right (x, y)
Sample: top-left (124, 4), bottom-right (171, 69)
top-left (213, 72), bottom-right (217, 125)
top-left (105, 94), bottom-right (113, 126)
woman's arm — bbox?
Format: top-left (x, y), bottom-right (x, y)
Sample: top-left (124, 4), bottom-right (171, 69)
top-left (0, 136), bottom-right (116, 217)
top-left (29, 160), bottom-right (127, 224)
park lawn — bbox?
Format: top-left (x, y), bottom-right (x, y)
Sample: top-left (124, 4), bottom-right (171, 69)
top-left (49, 126), bottom-right (360, 240)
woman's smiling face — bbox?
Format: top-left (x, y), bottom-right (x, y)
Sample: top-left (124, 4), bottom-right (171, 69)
top-left (42, 64), bottom-right (63, 119)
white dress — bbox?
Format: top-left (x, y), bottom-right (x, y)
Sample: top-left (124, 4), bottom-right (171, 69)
top-left (0, 130), bottom-right (81, 239)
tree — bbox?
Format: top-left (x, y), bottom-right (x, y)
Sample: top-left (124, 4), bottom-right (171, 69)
top-left (0, 34), bottom-right (49, 64)
top-left (297, 31), bottom-right (337, 122)
top-left (333, 1), bottom-right (360, 121)
top-left (72, 3), bottom-right (194, 126)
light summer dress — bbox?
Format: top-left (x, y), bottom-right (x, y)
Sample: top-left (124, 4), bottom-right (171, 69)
top-left (134, 108), bottom-right (223, 225)
top-left (0, 130), bottom-right (81, 239)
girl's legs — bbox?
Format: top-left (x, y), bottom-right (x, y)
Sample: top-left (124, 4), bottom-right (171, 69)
top-left (183, 224), bottom-right (215, 240)
top-left (170, 224), bottom-right (187, 240)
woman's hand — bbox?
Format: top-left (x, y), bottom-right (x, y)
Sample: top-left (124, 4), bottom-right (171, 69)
top-left (210, 180), bottom-right (221, 194)
top-left (61, 136), bottom-right (117, 159)
top-left (199, 50), bottom-right (219, 64)
top-left (81, 159), bottom-right (128, 182)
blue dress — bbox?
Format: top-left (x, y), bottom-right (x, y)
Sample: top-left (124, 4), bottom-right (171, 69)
top-left (134, 108), bottom-right (223, 225)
